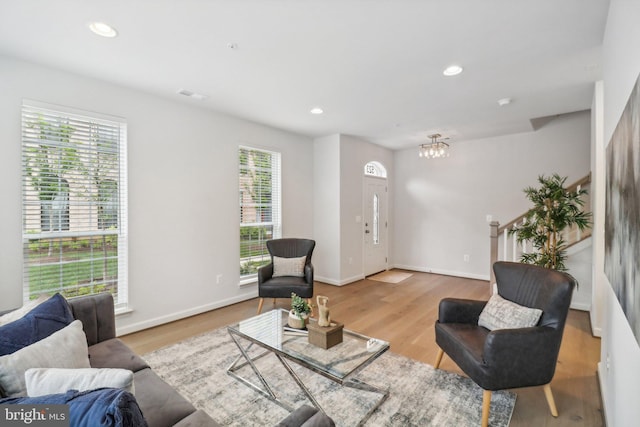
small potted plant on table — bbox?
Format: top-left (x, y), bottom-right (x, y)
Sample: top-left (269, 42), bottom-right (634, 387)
top-left (289, 293), bottom-right (311, 329)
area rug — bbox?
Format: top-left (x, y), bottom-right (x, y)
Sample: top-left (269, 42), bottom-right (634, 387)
top-left (143, 326), bottom-right (515, 426)
top-left (368, 270), bottom-right (413, 284)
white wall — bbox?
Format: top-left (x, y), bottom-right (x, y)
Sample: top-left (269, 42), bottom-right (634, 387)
top-left (312, 134), bottom-right (393, 285)
top-left (313, 134), bottom-right (341, 284)
top-left (393, 111), bottom-right (591, 280)
top-left (340, 135), bottom-right (394, 282)
top-left (591, 80), bottom-right (605, 336)
top-left (598, 1), bottom-right (640, 425)
top-left (0, 56), bottom-right (314, 335)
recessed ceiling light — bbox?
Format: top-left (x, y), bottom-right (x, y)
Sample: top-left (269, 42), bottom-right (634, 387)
top-left (310, 107), bottom-right (324, 115)
top-left (443, 65), bottom-right (463, 76)
top-left (497, 97), bottom-right (512, 106)
top-left (88, 22), bottom-right (118, 38)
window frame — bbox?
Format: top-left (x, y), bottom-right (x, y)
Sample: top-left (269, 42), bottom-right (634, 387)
top-left (238, 145), bottom-right (282, 283)
top-left (21, 100), bottom-right (128, 310)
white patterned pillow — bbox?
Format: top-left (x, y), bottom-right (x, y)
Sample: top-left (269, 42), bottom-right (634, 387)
top-left (0, 320), bottom-right (90, 397)
top-left (25, 368), bottom-right (135, 397)
top-left (478, 294), bottom-right (543, 331)
top-left (273, 256), bottom-right (306, 277)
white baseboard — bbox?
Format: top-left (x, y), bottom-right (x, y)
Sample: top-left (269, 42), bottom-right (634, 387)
top-left (570, 301), bottom-right (591, 311)
top-left (392, 264), bottom-right (490, 282)
top-left (315, 274), bottom-right (364, 286)
top-left (115, 291), bottom-right (258, 336)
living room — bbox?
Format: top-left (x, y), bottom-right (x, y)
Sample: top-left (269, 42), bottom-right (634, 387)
top-left (0, 1), bottom-right (638, 426)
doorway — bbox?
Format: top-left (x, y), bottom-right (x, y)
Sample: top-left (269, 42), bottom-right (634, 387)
top-left (363, 172), bottom-right (388, 276)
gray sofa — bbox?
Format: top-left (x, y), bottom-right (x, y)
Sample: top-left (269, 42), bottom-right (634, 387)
top-left (67, 292), bottom-right (218, 427)
top-left (67, 293), bottom-right (334, 427)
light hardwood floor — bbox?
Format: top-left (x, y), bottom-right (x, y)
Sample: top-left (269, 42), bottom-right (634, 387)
top-left (121, 271), bottom-right (604, 427)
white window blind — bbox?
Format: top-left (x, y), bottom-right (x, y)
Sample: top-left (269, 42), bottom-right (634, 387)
top-left (239, 146), bottom-right (281, 278)
top-left (21, 101), bottom-right (128, 309)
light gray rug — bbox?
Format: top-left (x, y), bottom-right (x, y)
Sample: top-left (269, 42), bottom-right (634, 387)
top-left (143, 327), bottom-right (515, 426)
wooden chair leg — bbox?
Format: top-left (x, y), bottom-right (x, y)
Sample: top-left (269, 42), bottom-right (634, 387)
top-left (257, 298), bottom-right (264, 314)
top-left (434, 348), bottom-right (444, 369)
top-left (481, 390), bottom-right (491, 427)
top-left (543, 383), bottom-right (559, 417)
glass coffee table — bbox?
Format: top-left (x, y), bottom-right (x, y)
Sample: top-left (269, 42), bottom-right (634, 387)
top-left (227, 309), bottom-right (390, 426)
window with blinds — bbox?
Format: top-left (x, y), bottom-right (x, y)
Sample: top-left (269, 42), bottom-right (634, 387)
top-left (21, 101), bottom-right (128, 309)
top-left (239, 146), bottom-right (281, 278)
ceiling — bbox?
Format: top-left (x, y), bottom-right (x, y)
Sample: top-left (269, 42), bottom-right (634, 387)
top-left (0, 0), bottom-right (610, 150)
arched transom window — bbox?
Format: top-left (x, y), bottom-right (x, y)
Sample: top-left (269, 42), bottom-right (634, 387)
top-left (364, 161), bottom-right (387, 178)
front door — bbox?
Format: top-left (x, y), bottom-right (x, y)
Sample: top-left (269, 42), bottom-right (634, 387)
top-left (363, 177), bottom-right (388, 276)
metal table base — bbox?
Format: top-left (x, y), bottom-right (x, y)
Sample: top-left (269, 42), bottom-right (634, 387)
top-left (227, 330), bottom-right (389, 426)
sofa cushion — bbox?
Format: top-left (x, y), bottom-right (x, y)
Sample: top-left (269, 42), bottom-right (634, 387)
top-left (0, 293), bottom-right (74, 356)
top-left (132, 368), bottom-right (196, 427)
top-left (25, 367), bottom-right (135, 397)
top-left (273, 255), bottom-right (306, 277)
top-left (172, 409), bottom-right (220, 427)
top-left (276, 405), bottom-right (335, 427)
top-left (88, 338), bottom-right (150, 373)
top-left (0, 320), bottom-right (90, 397)
top-left (0, 388), bottom-right (147, 427)
top-left (478, 293), bottom-right (543, 331)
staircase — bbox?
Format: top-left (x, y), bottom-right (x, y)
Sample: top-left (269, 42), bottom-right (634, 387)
top-left (488, 174), bottom-right (592, 297)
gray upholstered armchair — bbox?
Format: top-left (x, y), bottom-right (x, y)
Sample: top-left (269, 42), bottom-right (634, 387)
top-left (257, 238), bottom-right (315, 314)
top-left (434, 261), bottom-right (576, 427)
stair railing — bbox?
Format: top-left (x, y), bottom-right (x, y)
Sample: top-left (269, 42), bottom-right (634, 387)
top-left (489, 173), bottom-right (592, 285)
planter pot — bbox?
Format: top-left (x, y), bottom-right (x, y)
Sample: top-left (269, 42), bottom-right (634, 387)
top-left (288, 310), bottom-right (309, 329)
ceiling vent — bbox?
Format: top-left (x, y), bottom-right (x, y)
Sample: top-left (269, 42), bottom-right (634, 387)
top-left (177, 89), bottom-right (207, 100)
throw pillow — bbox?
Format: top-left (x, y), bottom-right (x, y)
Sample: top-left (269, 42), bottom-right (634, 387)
top-left (25, 368), bottom-right (135, 397)
top-left (478, 293), bottom-right (543, 331)
top-left (0, 320), bottom-right (91, 397)
top-left (0, 388), bottom-right (148, 427)
top-left (273, 255), bottom-right (306, 277)
top-left (0, 294), bottom-right (49, 327)
top-left (0, 293), bottom-right (74, 356)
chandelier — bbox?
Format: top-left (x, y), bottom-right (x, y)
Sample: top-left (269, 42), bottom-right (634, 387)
top-left (419, 134), bottom-right (449, 159)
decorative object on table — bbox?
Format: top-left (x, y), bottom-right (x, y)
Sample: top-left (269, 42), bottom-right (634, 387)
top-left (307, 320), bottom-right (344, 349)
top-left (316, 295), bottom-right (331, 327)
top-left (509, 173), bottom-right (591, 271)
top-left (288, 292), bottom-right (311, 329)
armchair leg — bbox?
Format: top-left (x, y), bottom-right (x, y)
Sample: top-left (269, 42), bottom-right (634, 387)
top-left (543, 383), bottom-right (559, 417)
top-left (257, 298), bottom-right (264, 314)
top-left (481, 390), bottom-right (491, 427)
top-left (434, 348), bottom-right (444, 369)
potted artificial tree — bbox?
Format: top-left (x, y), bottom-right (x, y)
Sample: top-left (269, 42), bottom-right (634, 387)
top-left (510, 173), bottom-right (591, 271)
top-left (289, 293), bottom-right (311, 329)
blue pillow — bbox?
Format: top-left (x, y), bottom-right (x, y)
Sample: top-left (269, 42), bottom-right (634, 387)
top-left (0, 293), bottom-right (74, 356)
top-left (0, 388), bottom-right (148, 427)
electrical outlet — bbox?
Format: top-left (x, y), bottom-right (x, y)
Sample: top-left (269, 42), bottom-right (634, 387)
top-left (216, 274), bottom-right (223, 285)
top-left (463, 254), bottom-right (470, 262)
top-left (486, 214), bottom-right (493, 223)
